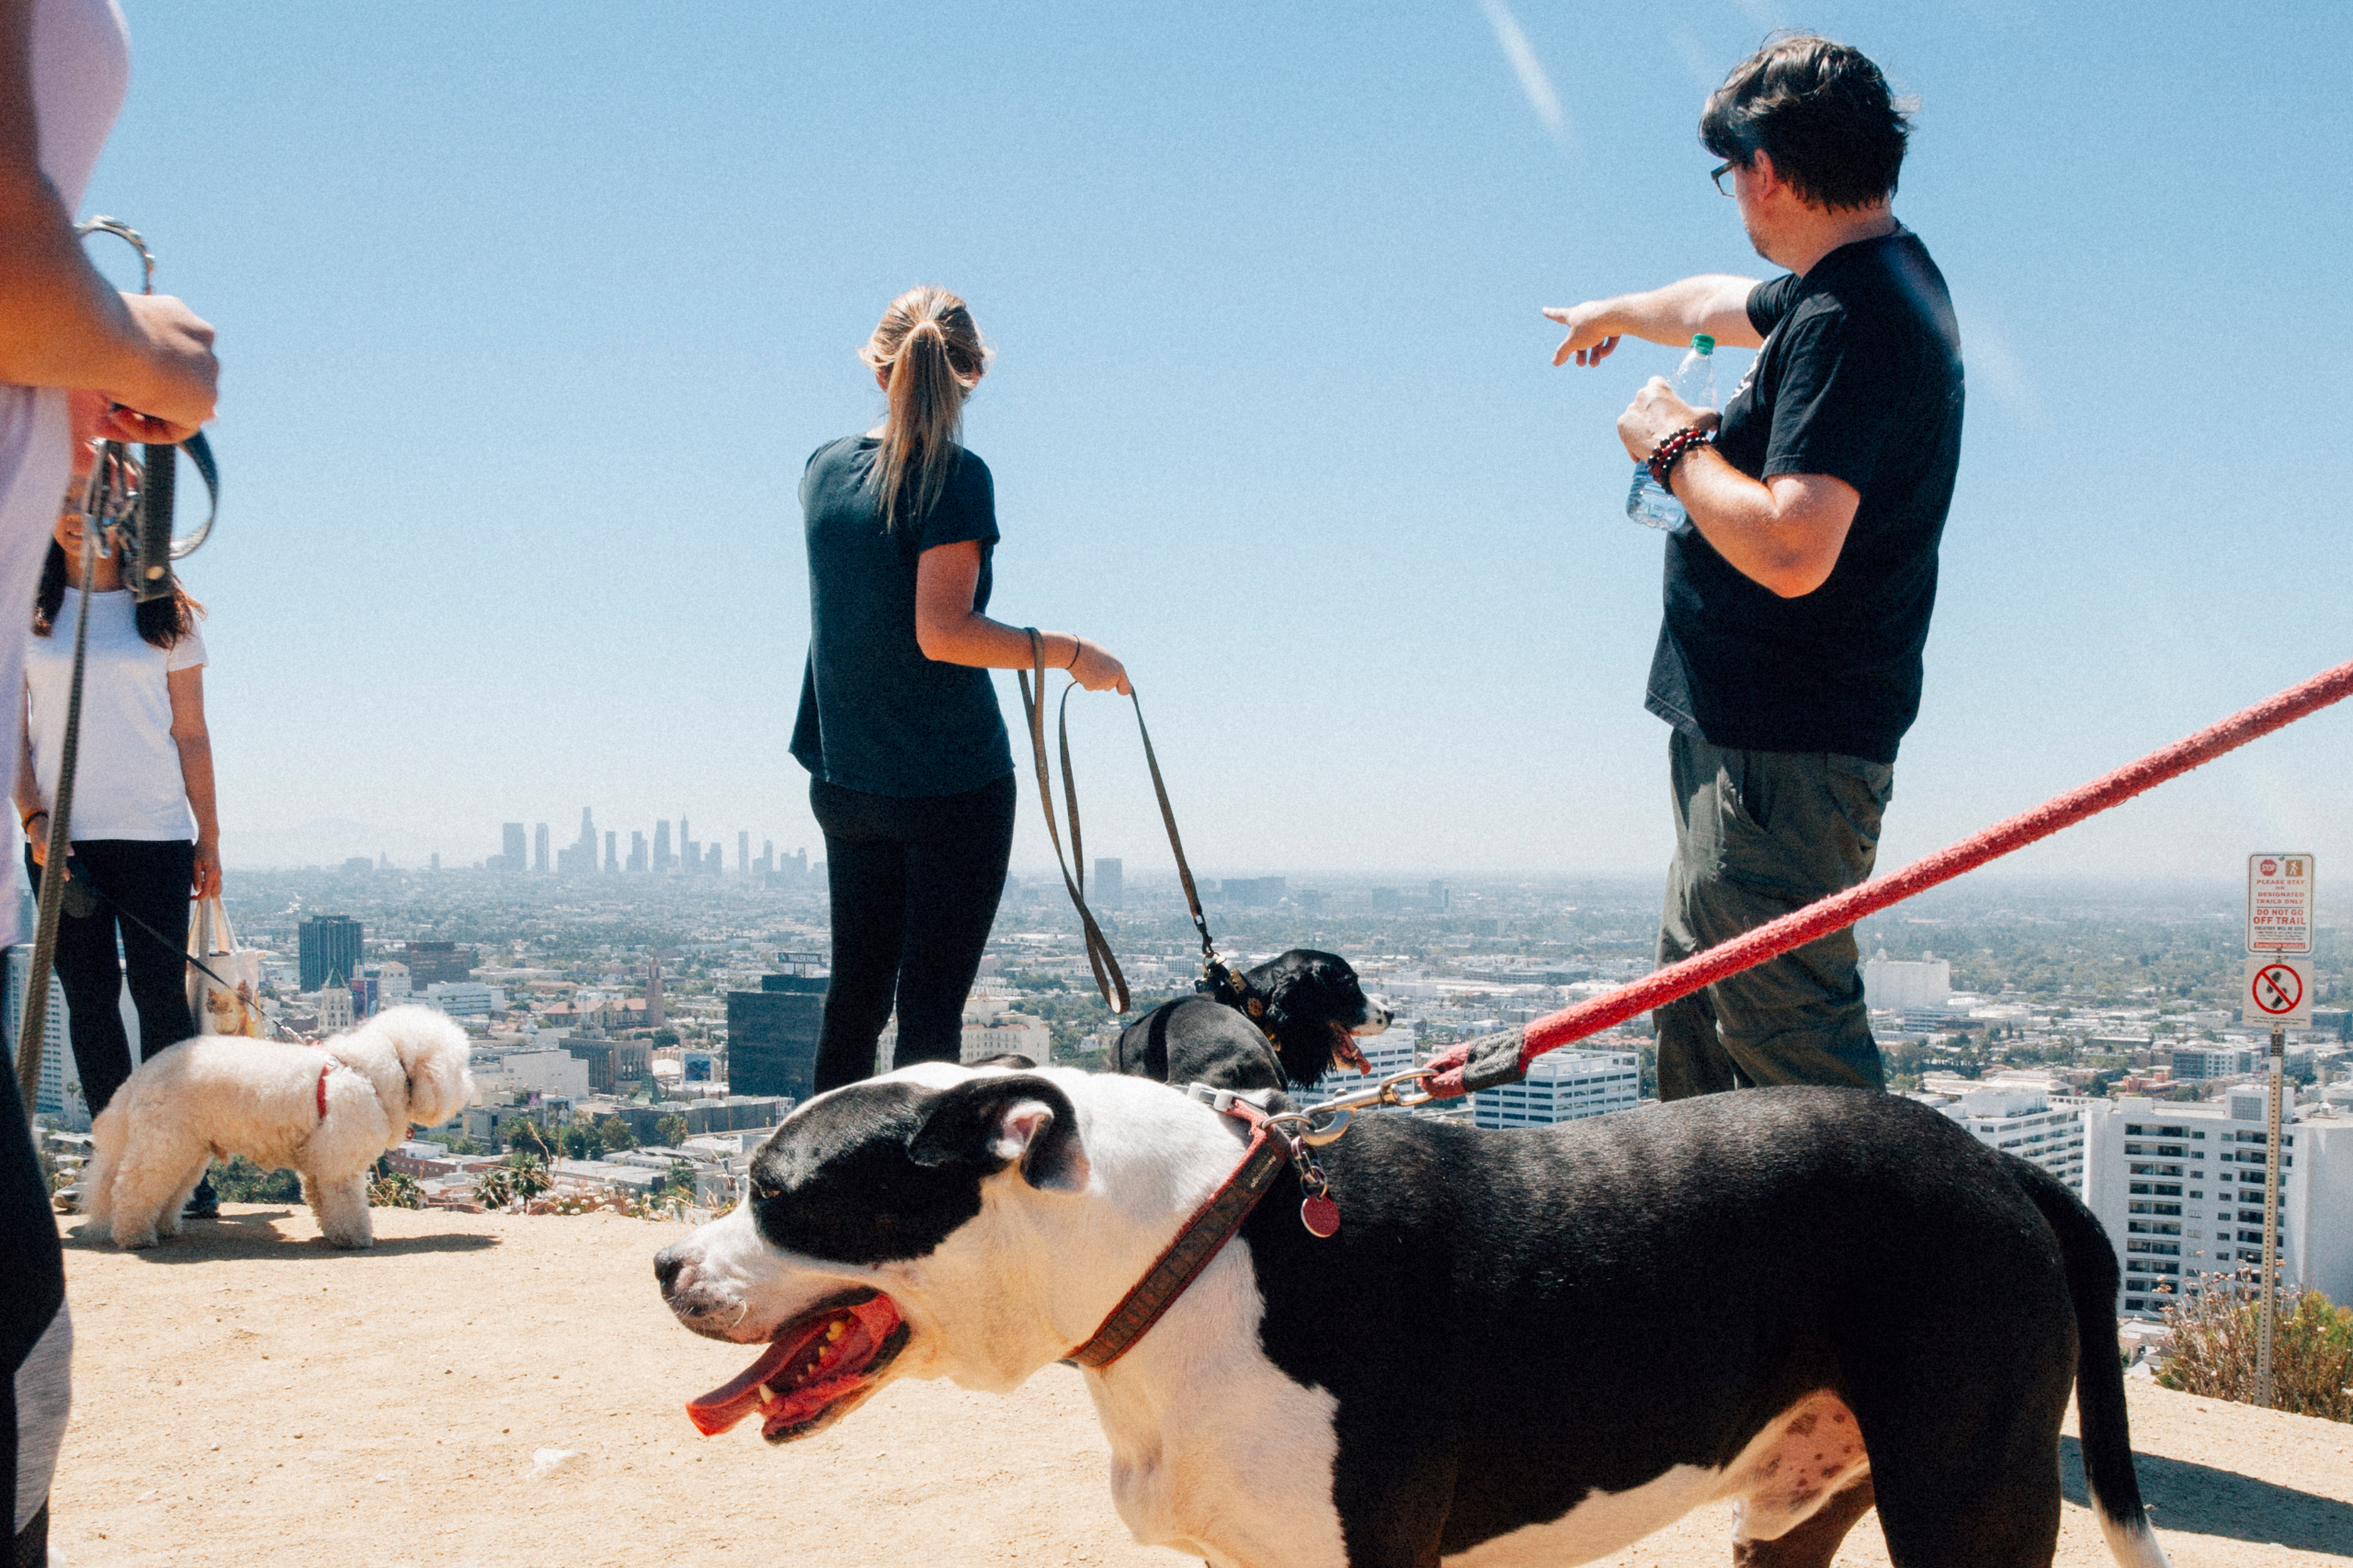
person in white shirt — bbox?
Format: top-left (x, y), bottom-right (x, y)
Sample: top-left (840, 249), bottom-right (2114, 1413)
top-left (16, 391), bottom-right (220, 1133)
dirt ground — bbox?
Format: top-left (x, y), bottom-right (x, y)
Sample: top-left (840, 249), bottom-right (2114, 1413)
top-left (48, 1203), bottom-right (2353, 1568)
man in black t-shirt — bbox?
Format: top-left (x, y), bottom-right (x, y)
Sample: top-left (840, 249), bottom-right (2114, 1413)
top-left (1545, 36), bottom-right (1963, 1099)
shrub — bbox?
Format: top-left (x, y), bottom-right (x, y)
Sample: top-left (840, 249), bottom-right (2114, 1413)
top-left (212, 1155), bottom-right (301, 1203)
top-left (368, 1169), bottom-right (424, 1209)
top-left (2157, 1281), bottom-right (2353, 1423)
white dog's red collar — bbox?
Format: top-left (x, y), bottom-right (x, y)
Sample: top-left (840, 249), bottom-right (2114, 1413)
top-left (306, 1043), bottom-right (342, 1120)
top-left (1061, 1094), bottom-right (1295, 1369)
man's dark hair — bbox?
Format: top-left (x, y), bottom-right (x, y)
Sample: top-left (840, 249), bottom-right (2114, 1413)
top-left (1700, 34), bottom-right (1909, 211)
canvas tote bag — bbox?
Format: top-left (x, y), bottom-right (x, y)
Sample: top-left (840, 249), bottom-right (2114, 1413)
top-left (187, 896), bottom-right (267, 1038)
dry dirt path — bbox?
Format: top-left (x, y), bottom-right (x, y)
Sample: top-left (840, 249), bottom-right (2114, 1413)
top-left (49, 1204), bottom-right (2353, 1567)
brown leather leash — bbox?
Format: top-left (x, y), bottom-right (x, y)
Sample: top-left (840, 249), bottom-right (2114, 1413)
top-left (1014, 632), bottom-right (1251, 1018)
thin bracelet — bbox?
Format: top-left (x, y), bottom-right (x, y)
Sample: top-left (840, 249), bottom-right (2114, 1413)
top-left (20, 808), bottom-right (46, 831)
top-left (1064, 637), bottom-right (1082, 671)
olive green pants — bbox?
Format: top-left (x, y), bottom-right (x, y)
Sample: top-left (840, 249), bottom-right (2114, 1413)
top-left (1654, 731), bottom-right (1893, 1100)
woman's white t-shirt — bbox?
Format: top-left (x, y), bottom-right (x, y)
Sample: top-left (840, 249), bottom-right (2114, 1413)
top-left (25, 589), bottom-right (206, 840)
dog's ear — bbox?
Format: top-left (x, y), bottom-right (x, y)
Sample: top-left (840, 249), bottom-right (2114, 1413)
top-left (906, 1075), bottom-right (1088, 1194)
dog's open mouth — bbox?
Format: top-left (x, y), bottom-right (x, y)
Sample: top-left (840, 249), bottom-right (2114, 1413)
top-left (684, 1290), bottom-right (908, 1444)
top-left (1328, 1022), bottom-right (1371, 1075)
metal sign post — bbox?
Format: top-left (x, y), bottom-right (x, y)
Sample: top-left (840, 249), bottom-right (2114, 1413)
top-left (2257, 1023), bottom-right (2283, 1409)
top-left (2244, 851), bottom-right (2311, 1411)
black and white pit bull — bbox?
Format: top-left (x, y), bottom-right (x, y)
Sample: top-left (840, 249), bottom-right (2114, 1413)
top-left (654, 1063), bottom-right (2170, 1568)
top-left (1109, 949), bottom-right (1392, 1094)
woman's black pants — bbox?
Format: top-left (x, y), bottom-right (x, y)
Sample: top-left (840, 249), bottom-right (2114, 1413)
top-left (23, 839), bottom-right (197, 1119)
top-left (809, 774), bottom-right (1015, 1094)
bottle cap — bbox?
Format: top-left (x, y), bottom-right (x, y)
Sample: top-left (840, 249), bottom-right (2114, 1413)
top-left (1691, 334), bottom-right (1715, 354)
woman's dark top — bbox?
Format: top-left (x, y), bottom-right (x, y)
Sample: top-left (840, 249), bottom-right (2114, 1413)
top-left (790, 436), bottom-right (1013, 797)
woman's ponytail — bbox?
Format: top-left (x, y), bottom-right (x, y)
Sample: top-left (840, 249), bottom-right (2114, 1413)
top-left (862, 287), bottom-right (986, 530)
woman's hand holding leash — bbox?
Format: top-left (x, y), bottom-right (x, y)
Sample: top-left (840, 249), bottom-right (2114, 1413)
top-left (1067, 636), bottom-right (1130, 695)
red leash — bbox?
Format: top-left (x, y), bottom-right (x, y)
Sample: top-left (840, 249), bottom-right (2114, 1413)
top-left (1421, 657), bottom-right (2353, 1098)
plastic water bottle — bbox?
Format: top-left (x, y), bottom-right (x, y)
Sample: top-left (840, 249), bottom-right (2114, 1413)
top-left (1625, 334), bottom-right (1718, 529)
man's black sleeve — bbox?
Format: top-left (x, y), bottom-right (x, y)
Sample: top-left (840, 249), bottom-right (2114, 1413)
top-left (1745, 273), bottom-right (1801, 339)
top-left (1756, 304), bottom-right (1905, 495)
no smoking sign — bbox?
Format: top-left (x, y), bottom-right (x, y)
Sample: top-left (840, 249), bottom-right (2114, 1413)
top-left (2242, 956), bottom-right (2313, 1029)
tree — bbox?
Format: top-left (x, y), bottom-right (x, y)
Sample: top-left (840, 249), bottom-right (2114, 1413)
top-left (559, 1121), bottom-right (597, 1160)
top-left (656, 1114), bottom-right (688, 1147)
top-left (504, 1152), bottom-right (551, 1205)
top-left (598, 1118), bottom-right (638, 1153)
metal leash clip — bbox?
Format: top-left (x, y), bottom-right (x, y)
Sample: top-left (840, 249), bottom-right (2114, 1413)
top-left (73, 217), bottom-right (219, 595)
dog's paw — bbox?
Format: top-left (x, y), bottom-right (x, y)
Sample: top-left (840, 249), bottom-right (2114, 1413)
top-left (321, 1229), bottom-right (376, 1251)
top-left (114, 1227), bottom-right (161, 1251)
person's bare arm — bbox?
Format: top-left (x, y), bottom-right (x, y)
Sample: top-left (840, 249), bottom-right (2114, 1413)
top-left (167, 665), bottom-right (221, 896)
top-left (913, 540), bottom-right (1131, 694)
top-left (0, 0), bottom-right (218, 437)
top-left (1617, 377), bottom-right (1857, 597)
top-left (1545, 275), bottom-right (1764, 369)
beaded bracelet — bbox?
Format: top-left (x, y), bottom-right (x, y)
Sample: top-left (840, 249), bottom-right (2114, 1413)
top-left (1647, 426), bottom-right (1713, 491)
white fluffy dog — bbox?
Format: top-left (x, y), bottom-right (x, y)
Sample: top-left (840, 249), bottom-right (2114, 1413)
top-left (83, 1004), bottom-right (474, 1250)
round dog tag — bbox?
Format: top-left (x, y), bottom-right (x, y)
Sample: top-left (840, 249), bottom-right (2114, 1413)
top-left (1300, 1194), bottom-right (1340, 1238)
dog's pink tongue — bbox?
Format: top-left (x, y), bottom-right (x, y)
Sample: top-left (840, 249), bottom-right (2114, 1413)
top-left (685, 1294), bottom-right (902, 1437)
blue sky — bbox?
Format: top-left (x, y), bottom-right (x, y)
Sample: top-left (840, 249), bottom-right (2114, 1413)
top-left (81, 1), bottom-right (2353, 884)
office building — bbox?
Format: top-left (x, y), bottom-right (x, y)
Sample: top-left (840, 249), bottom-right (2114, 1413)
top-left (1470, 1050), bottom-right (1642, 1129)
top-left (377, 960), bottom-right (412, 1002)
top-left (727, 970), bottom-right (828, 1102)
top-left (1095, 858), bottom-right (1123, 910)
top-left (605, 830), bottom-right (618, 873)
top-left (645, 960), bottom-right (666, 1028)
top-left (491, 822), bottom-right (526, 871)
top-left (1863, 950), bottom-right (1949, 1013)
top-left (314, 983), bottom-right (355, 1033)
top-left (298, 915), bottom-right (363, 993)
top-left (739, 831), bottom-right (751, 875)
top-left (532, 823), bottom-right (550, 874)
top-left (400, 942), bottom-right (474, 984)
top-left (6, 945), bottom-right (84, 1129)
top-left (654, 820), bottom-right (673, 874)
top-left (2172, 1045), bottom-right (2257, 1080)
top-left (2083, 1094), bottom-right (2353, 1319)
top-left (628, 830), bottom-right (647, 873)
top-left (1219, 876), bottom-right (1285, 906)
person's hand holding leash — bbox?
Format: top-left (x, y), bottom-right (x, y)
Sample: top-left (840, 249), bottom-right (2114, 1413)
top-left (1066, 637), bottom-right (1130, 696)
top-left (97, 290), bottom-right (217, 442)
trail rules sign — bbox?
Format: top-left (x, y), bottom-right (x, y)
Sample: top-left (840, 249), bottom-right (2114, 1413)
top-left (2242, 957), bottom-right (2313, 1030)
top-left (2246, 853), bottom-right (2315, 955)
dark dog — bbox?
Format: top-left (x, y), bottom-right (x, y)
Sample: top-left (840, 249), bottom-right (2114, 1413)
top-left (1108, 949), bottom-right (1391, 1093)
top-left (656, 1066), bottom-right (2169, 1568)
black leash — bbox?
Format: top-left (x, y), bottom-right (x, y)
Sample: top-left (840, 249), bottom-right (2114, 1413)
top-left (1014, 633), bottom-right (1252, 1017)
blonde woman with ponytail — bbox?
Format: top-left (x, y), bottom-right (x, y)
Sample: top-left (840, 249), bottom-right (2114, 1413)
top-left (792, 287), bottom-right (1128, 1094)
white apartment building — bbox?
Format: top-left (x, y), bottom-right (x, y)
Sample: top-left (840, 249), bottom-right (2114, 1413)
top-left (960, 1014), bottom-right (1052, 1065)
top-left (1933, 1083), bottom-right (2086, 1190)
top-left (2082, 1094), bottom-right (2353, 1319)
top-left (421, 981), bottom-right (506, 1017)
top-left (1863, 950), bottom-right (1949, 1013)
top-left (1469, 1050), bottom-right (1641, 1130)
top-left (477, 1048), bottom-right (590, 1100)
